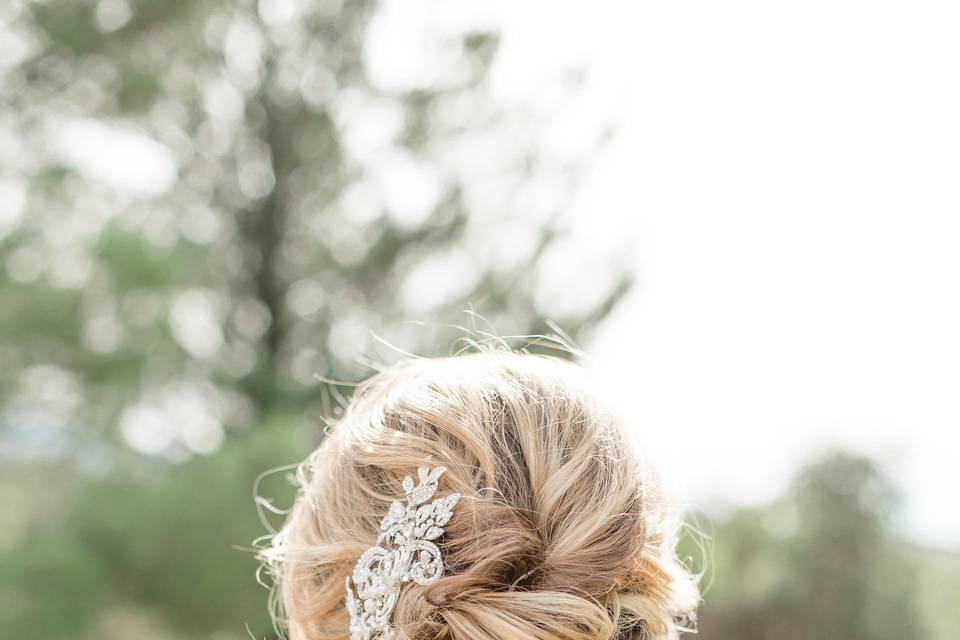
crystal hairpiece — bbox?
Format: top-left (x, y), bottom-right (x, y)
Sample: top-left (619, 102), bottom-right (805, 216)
top-left (345, 466), bottom-right (460, 640)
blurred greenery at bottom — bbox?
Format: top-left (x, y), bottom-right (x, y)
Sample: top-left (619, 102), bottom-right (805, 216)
top-left (3, 434), bottom-right (957, 639)
top-left (680, 453), bottom-right (959, 640)
top-left (1, 418), bottom-right (307, 640)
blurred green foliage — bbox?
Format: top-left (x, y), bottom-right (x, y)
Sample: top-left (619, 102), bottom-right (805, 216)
top-left (1, 0), bottom-right (629, 467)
top-left (685, 453), bottom-right (957, 640)
top-left (0, 422), bottom-right (305, 639)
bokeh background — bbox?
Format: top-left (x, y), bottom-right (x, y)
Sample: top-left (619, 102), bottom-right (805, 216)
top-left (1, 1), bottom-right (957, 639)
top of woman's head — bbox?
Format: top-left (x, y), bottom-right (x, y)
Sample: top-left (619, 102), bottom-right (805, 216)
top-left (265, 349), bottom-right (699, 640)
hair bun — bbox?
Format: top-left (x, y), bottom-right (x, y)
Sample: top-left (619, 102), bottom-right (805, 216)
top-left (266, 351), bottom-right (699, 639)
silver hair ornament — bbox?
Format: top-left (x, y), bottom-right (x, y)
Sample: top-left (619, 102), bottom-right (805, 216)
top-left (345, 466), bottom-right (460, 640)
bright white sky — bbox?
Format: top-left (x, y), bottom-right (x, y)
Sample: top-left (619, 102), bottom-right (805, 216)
top-left (484, 0), bottom-right (960, 549)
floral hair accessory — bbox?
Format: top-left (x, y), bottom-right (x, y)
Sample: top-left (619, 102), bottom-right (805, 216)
top-left (345, 466), bottom-right (460, 640)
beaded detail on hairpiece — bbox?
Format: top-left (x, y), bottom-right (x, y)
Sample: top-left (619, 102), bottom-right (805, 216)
top-left (345, 466), bottom-right (460, 640)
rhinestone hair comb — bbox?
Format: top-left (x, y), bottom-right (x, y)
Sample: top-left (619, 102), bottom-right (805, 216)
top-left (345, 466), bottom-right (460, 640)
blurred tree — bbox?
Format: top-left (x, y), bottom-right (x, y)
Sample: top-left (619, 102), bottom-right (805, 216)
top-left (687, 452), bottom-right (930, 640)
top-left (0, 1), bottom-right (631, 638)
top-left (0, 0), bottom-right (630, 464)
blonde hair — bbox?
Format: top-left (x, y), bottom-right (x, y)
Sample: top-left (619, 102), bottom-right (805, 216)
top-left (262, 349), bottom-right (699, 640)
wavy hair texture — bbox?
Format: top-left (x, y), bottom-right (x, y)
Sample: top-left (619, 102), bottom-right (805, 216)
top-left (260, 347), bottom-right (699, 640)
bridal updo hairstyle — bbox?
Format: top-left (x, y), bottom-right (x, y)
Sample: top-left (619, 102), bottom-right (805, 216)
top-left (264, 349), bottom-right (699, 640)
